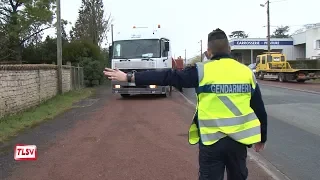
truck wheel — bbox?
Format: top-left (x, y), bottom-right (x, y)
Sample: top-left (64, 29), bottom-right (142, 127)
top-left (160, 94), bottom-right (167, 98)
top-left (278, 74), bottom-right (286, 82)
top-left (120, 94), bottom-right (130, 98)
top-left (160, 88), bottom-right (171, 98)
top-left (259, 73), bottom-right (264, 80)
top-left (169, 86), bottom-right (173, 96)
top-left (297, 79), bottom-right (306, 83)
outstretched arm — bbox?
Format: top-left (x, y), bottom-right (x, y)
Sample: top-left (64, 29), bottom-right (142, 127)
top-left (104, 66), bottom-right (199, 88)
top-left (134, 66), bottom-right (198, 88)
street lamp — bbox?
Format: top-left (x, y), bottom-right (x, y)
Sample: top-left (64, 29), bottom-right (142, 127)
top-left (260, 1), bottom-right (270, 54)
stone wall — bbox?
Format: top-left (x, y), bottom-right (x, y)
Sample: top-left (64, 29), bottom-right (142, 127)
top-left (0, 64), bottom-right (82, 118)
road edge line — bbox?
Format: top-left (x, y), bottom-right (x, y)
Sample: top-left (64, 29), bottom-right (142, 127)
top-left (177, 91), bottom-right (291, 180)
top-left (259, 83), bottom-right (320, 95)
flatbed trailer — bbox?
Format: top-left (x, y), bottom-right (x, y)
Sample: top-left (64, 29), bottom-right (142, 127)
top-left (255, 52), bottom-right (320, 83)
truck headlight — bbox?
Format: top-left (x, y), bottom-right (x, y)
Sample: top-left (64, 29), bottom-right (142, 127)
top-left (149, 85), bottom-right (156, 88)
top-left (114, 85), bottom-right (121, 88)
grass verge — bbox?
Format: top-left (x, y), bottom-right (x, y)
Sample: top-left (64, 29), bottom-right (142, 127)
top-left (0, 88), bottom-right (95, 143)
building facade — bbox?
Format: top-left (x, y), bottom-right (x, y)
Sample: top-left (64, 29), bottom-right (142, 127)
top-left (230, 26), bottom-right (320, 65)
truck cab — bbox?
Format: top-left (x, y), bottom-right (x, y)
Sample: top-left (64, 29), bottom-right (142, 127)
top-left (256, 52), bottom-right (290, 71)
top-left (109, 25), bottom-right (172, 97)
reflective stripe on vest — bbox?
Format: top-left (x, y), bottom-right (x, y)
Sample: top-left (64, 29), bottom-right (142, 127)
top-left (198, 112), bottom-right (257, 127)
top-left (200, 126), bottom-right (261, 142)
top-left (188, 58), bottom-right (261, 146)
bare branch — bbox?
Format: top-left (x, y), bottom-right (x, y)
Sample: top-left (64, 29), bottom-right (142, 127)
top-left (9, 0), bottom-right (14, 8)
top-left (0, 7), bottom-right (12, 13)
top-left (19, 26), bottom-right (51, 45)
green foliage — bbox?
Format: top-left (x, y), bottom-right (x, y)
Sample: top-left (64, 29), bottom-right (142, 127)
top-left (1, 0), bottom-right (111, 88)
top-left (190, 55), bottom-right (201, 66)
top-left (79, 57), bottom-right (104, 86)
top-left (63, 40), bottom-right (103, 64)
top-left (271, 26), bottom-right (290, 38)
top-left (22, 35), bottom-right (57, 64)
top-left (0, 0), bottom-right (56, 61)
top-left (229, 31), bottom-right (248, 38)
top-left (70, 0), bottom-right (112, 46)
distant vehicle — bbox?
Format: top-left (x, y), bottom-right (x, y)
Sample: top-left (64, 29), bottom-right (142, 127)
top-left (248, 63), bottom-right (256, 73)
top-left (108, 25), bottom-right (172, 97)
top-left (172, 56), bottom-right (184, 70)
top-left (255, 52), bottom-right (320, 83)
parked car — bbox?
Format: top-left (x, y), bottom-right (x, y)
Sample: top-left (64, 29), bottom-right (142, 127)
top-left (248, 63), bottom-right (256, 73)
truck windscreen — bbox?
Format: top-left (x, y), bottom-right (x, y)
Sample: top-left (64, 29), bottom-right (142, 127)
top-left (113, 39), bottom-right (160, 59)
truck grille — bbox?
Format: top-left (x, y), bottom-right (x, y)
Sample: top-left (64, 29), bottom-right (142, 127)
top-left (114, 61), bottom-right (156, 69)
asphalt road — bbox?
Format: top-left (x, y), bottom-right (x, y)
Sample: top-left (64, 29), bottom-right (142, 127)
top-left (182, 84), bottom-right (320, 180)
top-left (0, 86), bottom-right (272, 180)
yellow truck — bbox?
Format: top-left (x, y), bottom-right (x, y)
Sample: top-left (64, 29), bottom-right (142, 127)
top-left (255, 52), bottom-right (320, 83)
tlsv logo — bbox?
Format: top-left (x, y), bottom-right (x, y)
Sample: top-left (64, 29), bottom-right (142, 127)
top-left (14, 144), bottom-right (37, 161)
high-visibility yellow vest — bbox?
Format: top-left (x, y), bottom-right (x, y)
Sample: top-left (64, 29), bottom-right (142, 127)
top-left (188, 58), bottom-right (261, 146)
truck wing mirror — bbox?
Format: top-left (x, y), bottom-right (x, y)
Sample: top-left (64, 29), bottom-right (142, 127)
top-left (108, 45), bottom-right (113, 59)
top-left (108, 45), bottom-right (113, 67)
top-left (164, 42), bottom-right (169, 51)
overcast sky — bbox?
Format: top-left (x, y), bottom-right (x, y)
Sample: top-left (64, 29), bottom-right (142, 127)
top-left (44, 0), bottom-right (319, 59)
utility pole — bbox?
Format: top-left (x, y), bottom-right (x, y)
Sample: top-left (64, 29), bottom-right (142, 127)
top-left (56, 0), bottom-right (63, 94)
top-left (200, 40), bottom-right (203, 62)
top-left (267, 0), bottom-right (271, 54)
top-left (184, 49), bottom-right (186, 64)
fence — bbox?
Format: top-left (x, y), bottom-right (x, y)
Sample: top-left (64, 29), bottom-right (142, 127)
top-left (70, 66), bottom-right (85, 90)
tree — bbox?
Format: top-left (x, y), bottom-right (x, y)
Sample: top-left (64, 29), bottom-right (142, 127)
top-left (60, 19), bottom-right (69, 43)
top-left (229, 31), bottom-right (248, 38)
top-left (271, 26), bottom-right (290, 38)
top-left (0, 0), bottom-right (56, 62)
top-left (79, 57), bottom-right (104, 86)
top-left (63, 40), bottom-right (102, 64)
top-left (70, 0), bottom-right (112, 46)
top-left (189, 55), bottom-right (201, 66)
top-left (41, 36), bottom-right (58, 64)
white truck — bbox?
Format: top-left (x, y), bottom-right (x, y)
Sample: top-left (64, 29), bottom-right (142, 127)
top-left (108, 25), bottom-right (173, 98)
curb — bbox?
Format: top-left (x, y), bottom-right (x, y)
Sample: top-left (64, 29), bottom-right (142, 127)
top-left (177, 91), bottom-right (291, 180)
top-left (259, 83), bottom-right (320, 95)
top-left (247, 150), bottom-right (291, 180)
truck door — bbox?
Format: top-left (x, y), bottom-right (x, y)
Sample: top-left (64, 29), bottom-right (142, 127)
top-left (160, 39), bottom-right (172, 69)
top-left (256, 56), bottom-right (261, 70)
top-left (260, 55), bottom-right (267, 70)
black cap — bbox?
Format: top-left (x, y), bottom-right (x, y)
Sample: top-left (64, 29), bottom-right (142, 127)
top-left (208, 28), bottom-right (228, 42)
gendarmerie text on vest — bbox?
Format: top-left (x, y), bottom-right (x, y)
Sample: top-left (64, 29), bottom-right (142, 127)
top-left (210, 84), bottom-right (251, 94)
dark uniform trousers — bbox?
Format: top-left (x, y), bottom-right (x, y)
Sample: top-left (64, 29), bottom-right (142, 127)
top-left (198, 136), bottom-right (248, 180)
